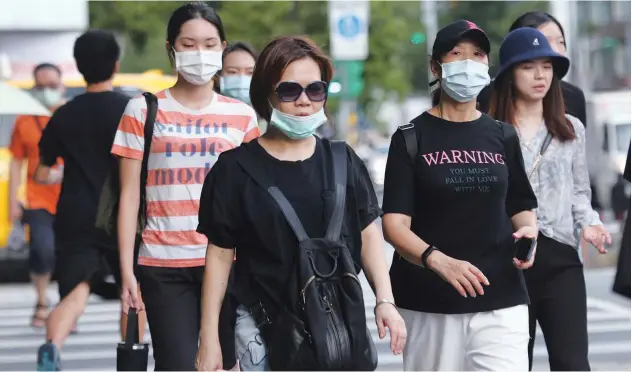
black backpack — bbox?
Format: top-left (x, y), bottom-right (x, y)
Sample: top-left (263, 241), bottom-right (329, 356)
top-left (235, 140), bottom-right (377, 371)
top-left (95, 92), bottom-right (158, 243)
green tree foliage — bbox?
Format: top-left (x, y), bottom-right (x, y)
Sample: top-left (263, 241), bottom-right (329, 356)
top-left (439, 1), bottom-right (548, 75)
top-left (88, 0), bottom-right (548, 104)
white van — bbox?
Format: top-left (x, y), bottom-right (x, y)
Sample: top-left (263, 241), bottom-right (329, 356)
top-left (585, 90), bottom-right (631, 209)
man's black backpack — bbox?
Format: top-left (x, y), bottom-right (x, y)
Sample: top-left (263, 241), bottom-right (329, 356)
top-left (235, 140), bottom-right (378, 371)
top-left (95, 92), bottom-right (158, 242)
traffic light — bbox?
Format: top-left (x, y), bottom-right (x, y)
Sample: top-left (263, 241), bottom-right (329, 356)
top-left (410, 32), bottom-right (426, 45)
top-left (602, 36), bottom-right (619, 49)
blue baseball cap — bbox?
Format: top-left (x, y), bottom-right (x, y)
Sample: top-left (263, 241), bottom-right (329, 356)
top-left (495, 27), bottom-right (569, 84)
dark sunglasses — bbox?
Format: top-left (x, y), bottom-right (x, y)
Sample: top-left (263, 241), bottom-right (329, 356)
top-left (274, 80), bottom-right (328, 102)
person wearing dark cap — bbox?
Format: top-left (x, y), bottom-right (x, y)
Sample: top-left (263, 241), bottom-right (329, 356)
top-left (479, 12), bottom-right (586, 127)
top-left (488, 27), bottom-right (611, 371)
top-left (382, 20), bottom-right (539, 370)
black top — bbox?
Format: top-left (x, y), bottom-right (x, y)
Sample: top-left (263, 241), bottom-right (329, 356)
top-left (382, 112), bottom-right (538, 314)
top-left (197, 138), bottom-right (382, 308)
top-left (625, 144), bottom-right (631, 183)
top-left (478, 80), bottom-right (587, 127)
top-left (39, 91), bottom-right (130, 244)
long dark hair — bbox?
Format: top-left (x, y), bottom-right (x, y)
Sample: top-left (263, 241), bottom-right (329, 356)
top-left (166, 2), bottom-right (227, 88)
top-left (489, 68), bottom-right (575, 141)
top-left (510, 11), bottom-right (566, 39)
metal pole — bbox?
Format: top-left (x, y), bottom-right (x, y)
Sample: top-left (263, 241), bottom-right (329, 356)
top-left (421, 0), bottom-right (438, 90)
top-left (336, 62), bottom-right (350, 141)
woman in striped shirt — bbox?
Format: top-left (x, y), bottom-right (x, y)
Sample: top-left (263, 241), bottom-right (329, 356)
top-left (112, 3), bottom-right (259, 370)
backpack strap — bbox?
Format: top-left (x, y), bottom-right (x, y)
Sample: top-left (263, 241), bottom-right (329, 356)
top-left (398, 123), bottom-right (417, 161)
top-left (235, 147), bottom-right (310, 242)
top-left (138, 92), bottom-right (158, 226)
top-left (497, 120), bottom-right (514, 161)
top-left (324, 140), bottom-right (348, 241)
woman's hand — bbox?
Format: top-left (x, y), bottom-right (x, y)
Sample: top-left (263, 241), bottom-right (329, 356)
top-left (195, 337), bottom-right (223, 371)
top-left (427, 251), bottom-right (490, 297)
top-left (512, 226), bottom-right (539, 270)
top-left (582, 225), bottom-right (612, 254)
top-left (120, 272), bottom-right (144, 314)
top-left (375, 302), bottom-right (406, 355)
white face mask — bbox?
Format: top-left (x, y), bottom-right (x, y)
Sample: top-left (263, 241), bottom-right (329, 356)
top-left (173, 49), bottom-right (223, 85)
top-left (440, 59), bottom-right (491, 103)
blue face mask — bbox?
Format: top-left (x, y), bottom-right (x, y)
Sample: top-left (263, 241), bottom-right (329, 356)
top-left (269, 107), bottom-right (327, 140)
top-left (219, 75), bottom-right (252, 104)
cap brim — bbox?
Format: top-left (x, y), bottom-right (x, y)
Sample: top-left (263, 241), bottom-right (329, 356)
top-left (459, 29), bottom-right (491, 55)
top-left (495, 53), bottom-right (570, 85)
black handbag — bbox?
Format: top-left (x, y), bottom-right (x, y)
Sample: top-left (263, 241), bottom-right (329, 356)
top-left (116, 308), bottom-right (149, 371)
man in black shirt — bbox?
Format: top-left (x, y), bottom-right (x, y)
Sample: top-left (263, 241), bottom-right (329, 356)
top-left (34, 30), bottom-right (140, 371)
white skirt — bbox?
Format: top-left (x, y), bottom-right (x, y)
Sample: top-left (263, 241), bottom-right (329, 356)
top-left (400, 304), bottom-right (529, 371)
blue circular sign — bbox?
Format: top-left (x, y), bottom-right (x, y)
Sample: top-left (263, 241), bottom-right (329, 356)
top-left (337, 15), bottom-right (361, 38)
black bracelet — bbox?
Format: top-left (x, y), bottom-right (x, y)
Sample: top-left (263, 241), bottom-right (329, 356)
top-left (421, 246), bottom-right (439, 269)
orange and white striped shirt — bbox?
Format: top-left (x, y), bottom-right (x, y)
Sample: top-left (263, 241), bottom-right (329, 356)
top-left (111, 89), bottom-right (259, 268)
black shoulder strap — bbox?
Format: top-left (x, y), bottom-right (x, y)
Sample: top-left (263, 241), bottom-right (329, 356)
top-left (235, 147), bottom-right (310, 242)
top-left (497, 120), bottom-right (515, 160)
top-left (398, 123), bottom-right (417, 161)
top-left (139, 92), bottom-right (158, 219)
top-left (324, 140), bottom-right (348, 241)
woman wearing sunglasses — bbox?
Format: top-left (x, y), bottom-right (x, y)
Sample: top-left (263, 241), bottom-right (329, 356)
top-left (382, 20), bottom-right (539, 370)
top-left (488, 28), bottom-right (611, 371)
top-left (195, 35), bottom-right (406, 371)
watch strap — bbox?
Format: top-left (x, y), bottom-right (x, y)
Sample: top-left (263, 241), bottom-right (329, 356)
top-left (421, 246), bottom-right (439, 268)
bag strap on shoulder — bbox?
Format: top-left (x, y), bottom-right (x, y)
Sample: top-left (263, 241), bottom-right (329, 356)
top-left (139, 92), bottom-right (158, 221)
top-left (141, 92), bottom-right (158, 180)
top-left (236, 140), bottom-right (348, 242)
top-left (325, 140), bottom-right (348, 241)
top-left (398, 123), bottom-right (417, 161)
top-left (235, 146), bottom-right (310, 242)
top-left (497, 120), bottom-right (552, 179)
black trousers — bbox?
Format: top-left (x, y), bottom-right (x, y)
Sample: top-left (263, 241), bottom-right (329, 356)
top-left (138, 266), bottom-right (238, 371)
top-left (524, 235), bottom-right (590, 371)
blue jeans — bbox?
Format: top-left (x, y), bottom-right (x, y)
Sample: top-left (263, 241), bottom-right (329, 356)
top-left (235, 305), bottom-right (269, 371)
top-left (22, 209), bottom-right (55, 275)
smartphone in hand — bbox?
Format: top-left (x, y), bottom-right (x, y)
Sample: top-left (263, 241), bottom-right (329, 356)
top-left (514, 237), bottom-right (536, 262)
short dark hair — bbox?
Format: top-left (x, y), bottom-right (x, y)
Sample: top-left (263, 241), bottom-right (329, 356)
top-left (166, 2), bottom-right (226, 55)
top-left (510, 11), bottom-right (566, 42)
top-left (73, 30), bottom-right (120, 84)
top-left (33, 63), bottom-right (61, 79)
top-left (223, 41), bottom-right (259, 62)
top-left (250, 36), bottom-right (334, 122)
top-left (488, 68), bottom-right (575, 142)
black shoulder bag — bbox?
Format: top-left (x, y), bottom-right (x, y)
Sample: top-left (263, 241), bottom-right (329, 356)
top-left (95, 92), bottom-right (158, 243)
top-left (235, 140), bottom-right (378, 371)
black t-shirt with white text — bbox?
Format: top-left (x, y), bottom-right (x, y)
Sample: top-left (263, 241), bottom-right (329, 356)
top-left (382, 112), bottom-right (538, 314)
top-left (39, 91), bottom-right (130, 246)
top-left (197, 138), bottom-right (382, 310)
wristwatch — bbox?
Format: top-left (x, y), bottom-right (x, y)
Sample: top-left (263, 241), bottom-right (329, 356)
top-left (421, 246), bottom-right (439, 269)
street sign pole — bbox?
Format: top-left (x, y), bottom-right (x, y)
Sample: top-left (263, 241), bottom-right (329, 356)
top-left (421, 0), bottom-right (438, 92)
top-left (328, 0), bottom-right (370, 142)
